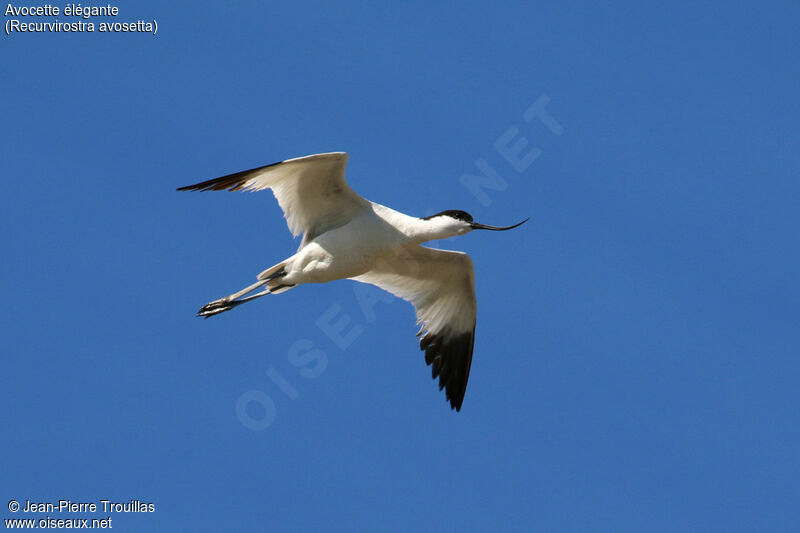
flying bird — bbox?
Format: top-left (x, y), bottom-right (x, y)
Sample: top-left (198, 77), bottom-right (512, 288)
top-left (178, 152), bottom-right (527, 411)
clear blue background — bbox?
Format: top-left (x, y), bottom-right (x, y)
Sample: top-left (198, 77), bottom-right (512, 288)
top-left (2, 2), bottom-right (799, 531)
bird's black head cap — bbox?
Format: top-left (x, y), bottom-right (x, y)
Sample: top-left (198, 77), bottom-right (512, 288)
top-left (422, 210), bottom-right (474, 223)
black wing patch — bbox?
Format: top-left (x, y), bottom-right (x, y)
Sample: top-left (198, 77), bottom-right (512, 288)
top-left (420, 326), bottom-right (476, 411)
top-left (176, 160), bottom-right (283, 192)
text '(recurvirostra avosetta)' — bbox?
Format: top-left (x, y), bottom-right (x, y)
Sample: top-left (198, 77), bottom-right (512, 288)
top-left (4, 4), bottom-right (158, 34)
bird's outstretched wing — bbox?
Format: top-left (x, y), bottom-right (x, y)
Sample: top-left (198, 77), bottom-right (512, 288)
top-left (177, 152), bottom-right (369, 242)
top-left (351, 246), bottom-right (477, 411)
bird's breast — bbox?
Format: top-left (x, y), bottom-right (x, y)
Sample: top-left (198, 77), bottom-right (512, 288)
top-left (292, 215), bottom-right (409, 284)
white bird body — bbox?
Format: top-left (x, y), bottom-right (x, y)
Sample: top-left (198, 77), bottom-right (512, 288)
top-left (178, 152), bottom-right (526, 411)
top-left (276, 203), bottom-right (465, 285)
top-left (281, 204), bottom-right (406, 284)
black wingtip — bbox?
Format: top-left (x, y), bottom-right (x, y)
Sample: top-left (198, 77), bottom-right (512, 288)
top-left (420, 327), bottom-right (475, 412)
top-left (176, 159), bottom-right (288, 193)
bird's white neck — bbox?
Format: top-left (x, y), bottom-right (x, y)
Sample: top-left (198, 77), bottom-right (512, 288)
top-left (371, 204), bottom-right (469, 243)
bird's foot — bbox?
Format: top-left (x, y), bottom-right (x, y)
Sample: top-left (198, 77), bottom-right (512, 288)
top-left (197, 297), bottom-right (235, 318)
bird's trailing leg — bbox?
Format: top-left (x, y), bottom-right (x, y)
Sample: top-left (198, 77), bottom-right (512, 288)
top-left (197, 278), bottom-right (269, 318)
top-left (196, 267), bottom-right (291, 318)
top-left (197, 289), bottom-right (271, 317)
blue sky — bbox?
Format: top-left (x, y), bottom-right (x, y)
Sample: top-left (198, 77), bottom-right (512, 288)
top-left (2, 1), bottom-right (799, 531)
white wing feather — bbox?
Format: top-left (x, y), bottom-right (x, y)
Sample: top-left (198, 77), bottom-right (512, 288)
top-left (177, 152), bottom-right (369, 241)
top-left (351, 246), bottom-right (477, 410)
